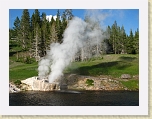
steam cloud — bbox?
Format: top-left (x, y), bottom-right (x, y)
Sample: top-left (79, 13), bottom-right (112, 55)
top-left (38, 11), bottom-right (108, 83)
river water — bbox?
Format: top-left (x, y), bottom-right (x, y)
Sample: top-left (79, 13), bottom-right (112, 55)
top-left (9, 90), bottom-right (139, 106)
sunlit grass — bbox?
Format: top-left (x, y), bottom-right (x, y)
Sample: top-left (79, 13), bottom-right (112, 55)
top-left (65, 54), bottom-right (139, 78)
top-left (9, 62), bottom-right (38, 82)
top-left (9, 54), bottom-right (139, 85)
top-left (120, 80), bottom-right (139, 90)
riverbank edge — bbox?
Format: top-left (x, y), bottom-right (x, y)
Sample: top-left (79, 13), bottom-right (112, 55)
top-left (9, 74), bottom-right (139, 93)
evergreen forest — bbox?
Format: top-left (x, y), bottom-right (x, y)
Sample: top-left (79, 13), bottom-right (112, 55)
top-left (9, 9), bottom-right (139, 64)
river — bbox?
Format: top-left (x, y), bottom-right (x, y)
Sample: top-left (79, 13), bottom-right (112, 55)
top-left (9, 90), bottom-right (139, 106)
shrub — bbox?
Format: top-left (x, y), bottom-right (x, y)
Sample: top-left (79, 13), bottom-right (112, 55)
top-left (25, 57), bottom-right (33, 64)
top-left (86, 79), bottom-right (94, 86)
top-left (14, 79), bottom-right (21, 85)
top-left (16, 57), bottom-right (35, 64)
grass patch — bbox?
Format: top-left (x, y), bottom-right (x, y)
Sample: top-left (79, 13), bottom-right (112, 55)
top-left (120, 80), bottom-right (139, 90)
top-left (10, 54), bottom-right (139, 85)
top-left (9, 62), bottom-right (38, 82)
top-left (64, 54), bottom-right (139, 78)
top-left (14, 79), bottom-right (21, 85)
top-left (9, 50), bottom-right (38, 82)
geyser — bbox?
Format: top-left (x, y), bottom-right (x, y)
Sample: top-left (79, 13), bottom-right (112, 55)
top-left (38, 14), bottom-right (107, 83)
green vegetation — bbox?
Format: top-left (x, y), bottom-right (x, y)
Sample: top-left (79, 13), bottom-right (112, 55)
top-left (86, 79), bottom-right (94, 86)
top-left (10, 9), bottom-right (139, 63)
top-left (9, 9), bottom-right (72, 62)
top-left (14, 79), bottom-right (21, 85)
top-left (10, 54), bottom-right (139, 91)
top-left (120, 80), bottom-right (139, 90)
top-left (9, 54), bottom-right (139, 91)
top-left (64, 54), bottom-right (139, 78)
top-left (9, 61), bottom-right (38, 82)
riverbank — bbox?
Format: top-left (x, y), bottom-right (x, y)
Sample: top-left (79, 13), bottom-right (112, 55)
top-left (9, 83), bottom-right (20, 93)
top-left (9, 73), bottom-right (139, 93)
top-left (64, 74), bottom-right (139, 91)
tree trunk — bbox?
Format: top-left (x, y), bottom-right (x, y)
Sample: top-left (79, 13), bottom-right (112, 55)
top-left (81, 47), bottom-right (84, 61)
top-left (16, 51), bottom-right (19, 60)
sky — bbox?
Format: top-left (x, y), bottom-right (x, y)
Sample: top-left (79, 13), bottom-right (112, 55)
top-left (9, 9), bottom-right (139, 35)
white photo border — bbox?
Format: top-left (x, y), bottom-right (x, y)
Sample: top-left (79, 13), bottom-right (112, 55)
top-left (0, 0), bottom-right (148, 115)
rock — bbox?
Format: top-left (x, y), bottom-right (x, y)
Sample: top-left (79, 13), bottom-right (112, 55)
top-left (121, 74), bottom-right (131, 79)
top-left (103, 80), bottom-right (108, 83)
top-left (9, 83), bottom-right (20, 93)
top-left (133, 75), bottom-right (139, 80)
top-left (20, 83), bottom-right (30, 90)
top-left (60, 84), bottom-right (68, 90)
top-left (100, 78), bottom-right (108, 80)
top-left (21, 76), bottom-right (60, 91)
top-left (114, 80), bottom-right (119, 83)
top-left (109, 79), bottom-right (112, 82)
top-left (18, 74), bottom-right (135, 91)
top-left (21, 76), bottom-right (37, 86)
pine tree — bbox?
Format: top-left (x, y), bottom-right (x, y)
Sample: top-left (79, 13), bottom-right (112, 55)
top-left (134, 28), bottom-right (139, 54)
top-left (50, 16), bottom-right (55, 26)
top-left (61, 9), bottom-right (74, 30)
top-left (12, 16), bottom-right (21, 50)
top-left (34, 9), bottom-right (41, 27)
top-left (28, 13), bottom-right (35, 58)
top-left (117, 26), bottom-right (121, 54)
top-left (50, 22), bottom-right (58, 43)
top-left (30, 13), bottom-right (35, 39)
top-left (126, 29), bottom-right (135, 54)
top-left (120, 25), bottom-right (127, 54)
top-left (13, 17), bottom-right (20, 38)
top-left (55, 10), bottom-right (62, 43)
top-left (45, 21), bottom-right (51, 51)
top-left (9, 29), bottom-right (15, 40)
top-left (64, 9), bottom-right (74, 20)
top-left (105, 25), bottom-right (113, 53)
top-left (31, 9), bottom-right (42, 60)
top-left (111, 21), bottom-right (118, 54)
top-left (32, 23), bottom-right (41, 61)
top-left (61, 11), bottom-right (67, 38)
top-left (41, 12), bottom-right (48, 56)
top-left (20, 9), bottom-right (31, 51)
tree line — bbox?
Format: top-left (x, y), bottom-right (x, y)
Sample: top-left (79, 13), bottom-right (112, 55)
top-left (105, 21), bottom-right (139, 54)
top-left (9, 9), bottom-right (139, 63)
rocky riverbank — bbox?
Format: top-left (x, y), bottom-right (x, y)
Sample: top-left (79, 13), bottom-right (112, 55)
top-left (9, 74), bottom-right (139, 93)
top-left (63, 74), bottom-right (138, 91)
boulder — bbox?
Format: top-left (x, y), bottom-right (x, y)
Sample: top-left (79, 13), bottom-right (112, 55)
top-left (121, 74), bottom-right (131, 79)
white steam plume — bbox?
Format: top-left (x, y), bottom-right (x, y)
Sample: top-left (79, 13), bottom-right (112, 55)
top-left (38, 13), bottom-right (108, 83)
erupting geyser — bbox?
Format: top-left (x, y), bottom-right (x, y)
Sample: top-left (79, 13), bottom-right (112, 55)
top-left (38, 11), bottom-right (108, 83)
